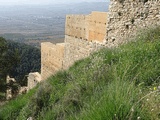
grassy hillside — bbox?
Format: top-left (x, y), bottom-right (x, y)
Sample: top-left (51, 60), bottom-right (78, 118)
top-left (0, 27), bottom-right (160, 120)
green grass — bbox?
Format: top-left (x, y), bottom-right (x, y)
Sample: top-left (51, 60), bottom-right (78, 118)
top-left (0, 92), bottom-right (5, 97)
top-left (0, 26), bottom-right (160, 120)
top-left (0, 87), bottom-right (37, 120)
top-left (0, 92), bottom-right (5, 101)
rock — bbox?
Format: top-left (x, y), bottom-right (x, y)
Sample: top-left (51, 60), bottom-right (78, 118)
top-left (27, 117), bottom-right (33, 120)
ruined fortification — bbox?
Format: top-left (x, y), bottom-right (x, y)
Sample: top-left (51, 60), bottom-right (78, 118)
top-left (65, 11), bottom-right (107, 42)
top-left (27, 72), bottom-right (41, 90)
top-left (41, 0), bottom-right (160, 80)
top-left (64, 11), bottom-right (108, 69)
top-left (41, 11), bottom-right (108, 80)
top-left (107, 0), bottom-right (160, 46)
top-left (41, 42), bottom-right (65, 80)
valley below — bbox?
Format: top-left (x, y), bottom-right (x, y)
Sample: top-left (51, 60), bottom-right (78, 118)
top-left (0, 2), bottom-right (109, 47)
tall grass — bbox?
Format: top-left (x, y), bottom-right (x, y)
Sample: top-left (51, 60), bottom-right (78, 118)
top-left (0, 26), bottom-right (160, 120)
top-left (0, 87), bottom-right (37, 120)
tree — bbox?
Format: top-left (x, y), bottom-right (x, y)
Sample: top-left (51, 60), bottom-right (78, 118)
top-left (0, 37), bottom-right (7, 52)
top-left (0, 37), bottom-right (19, 83)
top-left (0, 37), bottom-right (20, 100)
top-left (0, 37), bottom-right (8, 83)
top-left (7, 41), bottom-right (40, 84)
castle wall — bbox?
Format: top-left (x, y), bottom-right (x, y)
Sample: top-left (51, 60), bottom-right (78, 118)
top-left (41, 1), bottom-right (160, 80)
top-left (65, 11), bottom-right (108, 42)
top-left (107, 0), bottom-right (160, 46)
top-left (41, 42), bottom-right (65, 80)
top-left (63, 36), bottom-right (105, 69)
top-left (41, 12), bottom-right (107, 75)
top-left (88, 11), bottom-right (108, 42)
top-left (63, 11), bottom-right (108, 68)
top-left (27, 72), bottom-right (41, 90)
top-left (65, 15), bottom-right (88, 40)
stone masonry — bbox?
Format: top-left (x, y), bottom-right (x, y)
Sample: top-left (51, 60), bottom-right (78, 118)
top-left (41, 42), bottom-right (65, 80)
top-left (106, 0), bottom-right (160, 47)
top-left (41, 1), bottom-right (160, 80)
top-left (64, 11), bottom-right (108, 69)
top-left (65, 11), bottom-right (108, 42)
top-left (27, 72), bottom-right (41, 90)
top-left (41, 11), bottom-right (107, 80)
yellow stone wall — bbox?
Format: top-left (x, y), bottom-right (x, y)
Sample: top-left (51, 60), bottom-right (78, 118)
top-left (65, 11), bottom-right (108, 42)
top-left (88, 12), bottom-right (107, 42)
top-left (41, 11), bottom-right (108, 79)
top-left (41, 42), bottom-right (65, 80)
top-left (65, 15), bottom-right (88, 40)
top-left (40, 1), bottom-right (160, 83)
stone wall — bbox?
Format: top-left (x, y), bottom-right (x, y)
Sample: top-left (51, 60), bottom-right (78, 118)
top-left (64, 11), bottom-right (108, 69)
top-left (6, 76), bottom-right (16, 100)
top-left (88, 11), bottom-right (108, 42)
top-left (65, 11), bottom-right (108, 42)
top-left (63, 36), bottom-right (105, 69)
top-left (65, 15), bottom-right (88, 40)
top-left (41, 11), bottom-right (108, 75)
top-left (106, 0), bottom-right (160, 46)
top-left (27, 72), bottom-right (41, 90)
top-left (41, 1), bottom-right (160, 80)
top-left (41, 42), bottom-right (65, 80)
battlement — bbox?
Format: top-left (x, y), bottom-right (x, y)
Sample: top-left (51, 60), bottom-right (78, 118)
top-left (41, 1), bottom-right (160, 80)
top-left (64, 11), bottom-right (108, 69)
top-left (65, 11), bottom-right (108, 42)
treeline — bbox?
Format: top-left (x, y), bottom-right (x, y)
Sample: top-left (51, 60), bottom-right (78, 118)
top-left (0, 37), bottom-right (41, 85)
top-left (7, 40), bottom-right (41, 85)
top-left (0, 37), bottom-right (19, 84)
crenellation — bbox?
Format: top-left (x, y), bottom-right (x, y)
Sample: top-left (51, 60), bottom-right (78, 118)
top-left (65, 11), bottom-right (108, 43)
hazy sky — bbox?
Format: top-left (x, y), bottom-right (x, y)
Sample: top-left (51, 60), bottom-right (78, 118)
top-left (0, 0), bottom-right (107, 5)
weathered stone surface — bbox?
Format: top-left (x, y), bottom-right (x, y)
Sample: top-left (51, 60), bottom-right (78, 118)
top-left (63, 12), bottom-right (108, 69)
top-left (6, 75), bottom-right (16, 84)
top-left (6, 76), bottom-right (16, 100)
top-left (41, 12), bottom-right (107, 78)
top-left (107, 0), bottom-right (160, 46)
top-left (63, 35), bottom-right (105, 69)
top-left (41, 42), bottom-right (65, 80)
top-left (65, 11), bottom-right (108, 43)
top-left (6, 89), bottom-right (12, 100)
top-left (27, 72), bottom-right (41, 90)
top-left (41, 0), bottom-right (160, 81)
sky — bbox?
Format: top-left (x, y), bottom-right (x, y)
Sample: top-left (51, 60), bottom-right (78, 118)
top-left (0, 0), bottom-right (107, 5)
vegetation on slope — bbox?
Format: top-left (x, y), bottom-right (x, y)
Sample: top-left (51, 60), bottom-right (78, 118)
top-left (0, 27), bottom-right (160, 120)
top-left (0, 38), bottom-right (19, 82)
top-left (7, 40), bottom-right (41, 84)
top-left (0, 39), bottom-right (40, 100)
top-left (0, 37), bottom-right (20, 100)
